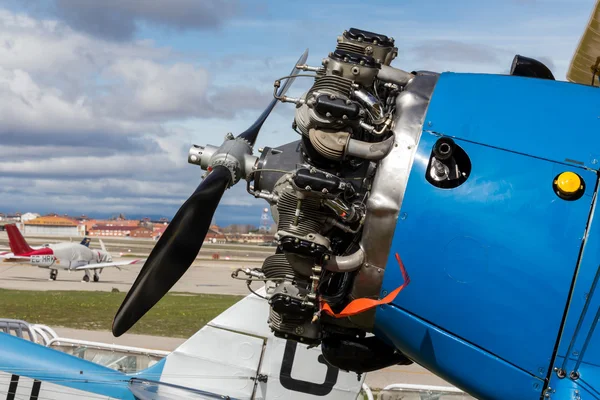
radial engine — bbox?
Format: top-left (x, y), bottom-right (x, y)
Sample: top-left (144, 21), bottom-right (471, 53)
top-left (187, 28), bottom-right (435, 372)
top-left (115, 28), bottom-right (471, 374)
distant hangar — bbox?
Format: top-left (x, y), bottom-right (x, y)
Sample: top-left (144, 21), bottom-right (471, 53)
top-left (20, 215), bottom-right (85, 236)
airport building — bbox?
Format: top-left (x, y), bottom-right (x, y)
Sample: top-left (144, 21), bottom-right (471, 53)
top-left (20, 212), bottom-right (41, 222)
top-left (130, 226), bottom-right (153, 238)
top-left (205, 229), bottom-right (227, 244)
top-left (21, 216), bottom-right (84, 236)
top-left (224, 232), bottom-right (275, 244)
top-left (83, 219), bottom-right (139, 233)
top-left (88, 222), bottom-right (159, 238)
top-left (87, 225), bottom-right (136, 237)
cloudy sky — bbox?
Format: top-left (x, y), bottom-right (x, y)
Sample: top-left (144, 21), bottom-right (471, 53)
top-left (0, 0), bottom-right (595, 225)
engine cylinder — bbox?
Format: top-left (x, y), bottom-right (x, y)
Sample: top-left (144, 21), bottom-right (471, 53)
top-left (336, 28), bottom-right (398, 65)
top-left (276, 190), bottom-right (327, 237)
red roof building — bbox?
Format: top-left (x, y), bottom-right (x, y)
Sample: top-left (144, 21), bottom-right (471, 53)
top-left (130, 226), bottom-right (153, 238)
top-left (205, 229), bottom-right (226, 244)
top-left (88, 225), bottom-right (135, 237)
top-left (83, 219), bottom-right (140, 232)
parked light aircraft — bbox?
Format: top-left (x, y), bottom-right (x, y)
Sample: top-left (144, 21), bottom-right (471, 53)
top-left (0, 288), bottom-right (366, 400)
top-left (109, 1), bottom-right (600, 399)
top-left (0, 224), bottom-right (143, 282)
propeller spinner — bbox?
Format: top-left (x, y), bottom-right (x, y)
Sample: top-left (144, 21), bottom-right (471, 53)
top-left (112, 49), bottom-right (309, 337)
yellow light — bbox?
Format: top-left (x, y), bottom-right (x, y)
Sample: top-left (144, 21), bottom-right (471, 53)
top-left (556, 172), bottom-right (582, 195)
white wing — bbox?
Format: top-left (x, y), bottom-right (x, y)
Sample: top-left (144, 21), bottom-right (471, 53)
top-left (75, 259), bottom-right (145, 270)
top-left (153, 287), bottom-right (366, 400)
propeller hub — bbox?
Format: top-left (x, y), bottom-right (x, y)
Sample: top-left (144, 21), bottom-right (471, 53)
top-left (188, 144), bottom-right (218, 170)
top-left (188, 135), bottom-right (258, 187)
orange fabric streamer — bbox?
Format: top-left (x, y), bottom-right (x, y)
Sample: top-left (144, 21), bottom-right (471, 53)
top-left (320, 253), bottom-right (411, 318)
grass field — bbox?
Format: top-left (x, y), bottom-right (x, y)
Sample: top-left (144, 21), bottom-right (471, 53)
top-left (0, 289), bottom-right (243, 338)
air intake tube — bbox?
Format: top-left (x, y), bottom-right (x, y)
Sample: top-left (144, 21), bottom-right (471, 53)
top-left (377, 65), bottom-right (414, 86)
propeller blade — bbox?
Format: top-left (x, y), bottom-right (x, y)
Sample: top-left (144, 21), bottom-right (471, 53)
top-left (112, 166), bottom-right (231, 336)
top-left (238, 49), bottom-right (309, 146)
top-left (113, 50), bottom-right (310, 336)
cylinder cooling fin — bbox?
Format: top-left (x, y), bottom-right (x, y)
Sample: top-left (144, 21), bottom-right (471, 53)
top-left (262, 253), bottom-right (295, 279)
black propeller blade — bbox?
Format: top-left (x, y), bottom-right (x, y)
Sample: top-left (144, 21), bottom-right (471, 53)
top-left (112, 166), bottom-right (231, 336)
top-left (112, 49), bottom-right (309, 337)
top-left (238, 49), bottom-right (308, 146)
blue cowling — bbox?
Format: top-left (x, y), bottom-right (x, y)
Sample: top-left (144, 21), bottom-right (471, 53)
top-left (374, 72), bottom-right (600, 400)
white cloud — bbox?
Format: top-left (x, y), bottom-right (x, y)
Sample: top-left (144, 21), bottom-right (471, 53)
top-left (0, 1), bottom-right (595, 222)
top-left (0, 10), bottom-right (167, 83)
top-left (0, 67), bottom-right (102, 134)
top-left (104, 60), bottom-right (209, 119)
top-left (0, 8), bottom-right (272, 219)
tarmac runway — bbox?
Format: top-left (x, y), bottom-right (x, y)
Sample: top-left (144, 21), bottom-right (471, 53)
top-left (0, 258), bottom-right (261, 295)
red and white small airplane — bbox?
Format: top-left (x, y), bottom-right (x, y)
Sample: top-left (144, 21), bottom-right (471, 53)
top-left (1, 224), bottom-right (144, 282)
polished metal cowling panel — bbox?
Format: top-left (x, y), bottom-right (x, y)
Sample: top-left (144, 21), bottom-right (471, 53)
top-left (348, 73), bottom-right (439, 328)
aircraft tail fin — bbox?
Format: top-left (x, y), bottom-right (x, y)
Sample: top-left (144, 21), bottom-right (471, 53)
top-left (80, 237), bottom-right (91, 247)
top-left (6, 224), bottom-right (33, 255)
top-left (99, 239), bottom-right (107, 252)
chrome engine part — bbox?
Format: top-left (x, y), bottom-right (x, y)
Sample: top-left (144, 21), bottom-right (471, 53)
top-left (293, 75), bottom-right (356, 138)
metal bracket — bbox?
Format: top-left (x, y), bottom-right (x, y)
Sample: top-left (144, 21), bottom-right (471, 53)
top-left (251, 374), bottom-right (268, 383)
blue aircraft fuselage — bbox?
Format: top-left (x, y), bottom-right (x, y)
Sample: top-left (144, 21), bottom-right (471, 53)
top-left (374, 72), bottom-right (600, 400)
